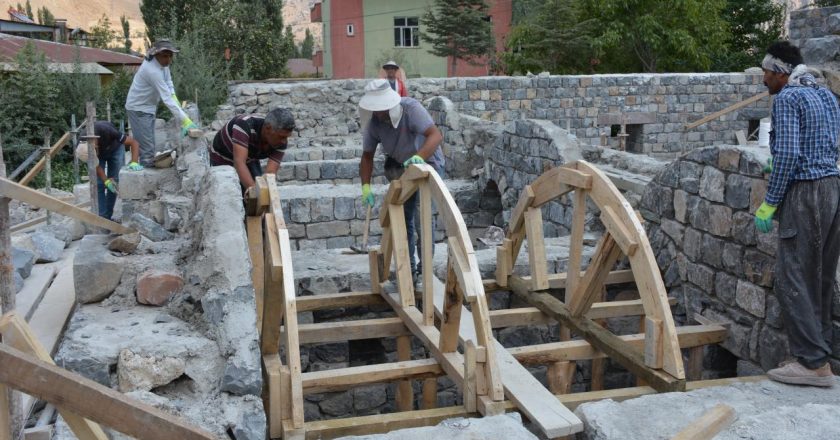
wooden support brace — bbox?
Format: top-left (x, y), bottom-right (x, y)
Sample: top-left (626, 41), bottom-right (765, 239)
top-left (494, 241), bottom-right (511, 288)
top-left (670, 404), bottom-right (735, 440)
top-left (396, 335), bottom-right (414, 411)
top-left (438, 257), bottom-right (462, 353)
top-left (523, 207), bottom-right (549, 291)
top-left (260, 214), bottom-right (284, 355)
top-left (644, 317), bottom-right (664, 369)
top-left (388, 203), bottom-right (415, 307)
top-left (463, 341), bottom-right (477, 413)
top-left (421, 378), bottom-right (437, 410)
top-left (246, 216), bottom-right (265, 333)
top-left (301, 359), bottom-right (442, 394)
top-left (264, 174), bottom-right (286, 230)
top-left (600, 205), bottom-right (638, 256)
top-left (263, 354), bottom-right (283, 439)
top-left (567, 234), bottom-right (623, 317)
top-left (420, 180), bottom-right (434, 326)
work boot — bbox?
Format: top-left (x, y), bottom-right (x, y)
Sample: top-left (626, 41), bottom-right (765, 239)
top-left (767, 361), bottom-right (835, 387)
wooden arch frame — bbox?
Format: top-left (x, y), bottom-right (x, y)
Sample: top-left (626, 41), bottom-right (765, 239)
top-left (494, 160), bottom-right (686, 391)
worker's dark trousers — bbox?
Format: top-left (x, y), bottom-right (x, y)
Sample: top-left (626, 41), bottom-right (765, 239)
top-left (775, 176), bottom-right (840, 369)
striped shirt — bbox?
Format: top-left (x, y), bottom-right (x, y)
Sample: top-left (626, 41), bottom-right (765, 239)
top-left (766, 73), bottom-right (840, 206)
top-left (209, 115), bottom-right (286, 166)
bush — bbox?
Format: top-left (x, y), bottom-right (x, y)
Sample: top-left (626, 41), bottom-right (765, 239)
top-left (169, 29), bottom-right (230, 121)
top-left (29, 152), bottom-right (86, 192)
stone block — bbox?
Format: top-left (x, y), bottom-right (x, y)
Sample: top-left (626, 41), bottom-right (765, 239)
top-left (758, 326), bottom-right (788, 371)
top-left (731, 211), bottom-right (757, 246)
top-left (802, 35), bottom-right (840, 65)
top-left (683, 227), bottom-right (702, 262)
top-left (721, 242), bottom-right (743, 274)
top-left (699, 166), bottom-right (725, 202)
top-left (307, 221), bottom-right (350, 239)
top-left (289, 199), bottom-right (311, 223)
top-left (701, 234), bottom-right (724, 269)
top-left (107, 232), bottom-right (141, 254)
top-left (136, 270), bottom-right (184, 306)
top-left (718, 149), bottom-right (740, 171)
top-left (311, 343), bottom-right (348, 363)
top-left (310, 198), bottom-right (334, 222)
top-left (743, 249), bottom-right (774, 287)
top-left (14, 272), bottom-right (22, 293)
top-left (12, 247), bottom-right (35, 278)
top-left (715, 272), bottom-right (738, 306)
top-left (319, 392), bottom-right (352, 417)
top-left (119, 168), bottom-right (178, 200)
top-left (736, 280), bottom-right (766, 318)
top-left (232, 403), bottom-right (267, 440)
top-left (707, 204), bottom-right (733, 237)
top-left (37, 224), bottom-right (73, 247)
top-left (673, 190), bottom-right (689, 223)
top-left (725, 174), bottom-right (752, 210)
top-left (117, 349), bottom-right (186, 392)
top-left (353, 384), bottom-right (387, 412)
top-left (686, 262), bottom-right (715, 293)
top-left (74, 235), bottom-right (125, 304)
top-left (126, 213), bottom-right (174, 242)
top-left (30, 231), bottom-right (64, 263)
top-left (750, 178), bottom-right (767, 211)
top-left (660, 218), bottom-right (684, 243)
top-left (755, 228), bottom-right (776, 256)
top-left (765, 293), bottom-right (783, 329)
top-left (334, 197), bottom-right (356, 220)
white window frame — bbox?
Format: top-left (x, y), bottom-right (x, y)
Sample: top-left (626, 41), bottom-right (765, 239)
top-left (346, 23), bottom-right (355, 36)
top-left (393, 16), bottom-right (419, 48)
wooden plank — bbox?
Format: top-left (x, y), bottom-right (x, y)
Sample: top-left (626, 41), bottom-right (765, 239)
top-left (28, 262), bottom-right (74, 357)
top-left (0, 177), bottom-right (133, 235)
top-left (369, 250), bottom-right (383, 295)
top-left (437, 258), bottom-right (462, 353)
top-left (508, 325), bottom-right (726, 365)
top-left (246, 216), bottom-right (265, 333)
top-left (263, 354), bottom-right (283, 439)
top-left (0, 343), bottom-right (215, 440)
top-left (10, 201), bottom-right (91, 233)
top-left (671, 404), bottom-right (735, 440)
top-left (463, 341), bottom-right (477, 413)
top-left (523, 207), bottom-right (549, 291)
top-left (420, 181), bottom-right (434, 326)
top-left (395, 335), bottom-right (414, 411)
top-left (530, 166), bottom-right (591, 209)
top-left (687, 346), bottom-right (705, 381)
top-left (387, 204), bottom-right (415, 307)
top-left (264, 174), bottom-right (286, 230)
top-left (23, 425), bottom-right (52, 440)
top-left (14, 266), bottom-right (56, 322)
top-left (601, 205), bottom-right (638, 256)
top-left (17, 132), bottom-right (72, 186)
top-left (421, 378), bottom-right (437, 410)
top-left (0, 383), bottom-right (9, 440)
top-left (567, 234), bottom-right (623, 317)
top-left (301, 359), bottom-right (442, 394)
top-left (566, 189), bottom-right (587, 304)
top-left (487, 269), bottom-right (636, 292)
top-left (277, 227), bottom-right (304, 428)
top-left (294, 291), bottom-right (386, 313)
top-left (735, 130), bottom-right (748, 146)
top-left (260, 214), bottom-right (283, 355)
top-left (380, 227), bottom-right (393, 281)
top-left (644, 317), bottom-right (664, 369)
top-left (508, 276), bottom-right (685, 392)
top-left (684, 91), bottom-right (769, 130)
top-left (255, 176), bottom-right (270, 209)
top-left (508, 185), bottom-right (535, 244)
top-left (431, 277), bottom-right (582, 437)
top-left (494, 242), bottom-right (510, 288)
top-left (295, 318), bottom-right (409, 344)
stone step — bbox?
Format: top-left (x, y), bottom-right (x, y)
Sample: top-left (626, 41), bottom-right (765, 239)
top-left (284, 145), bottom-right (364, 163)
top-left (276, 179), bottom-right (500, 251)
top-left (277, 157), bottom-right (388, 185)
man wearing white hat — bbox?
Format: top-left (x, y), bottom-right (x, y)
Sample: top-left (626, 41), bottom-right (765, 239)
top-left (125, 39), bottom-right (197, 166)
top-left (381, 60), bottom-right (408, 97)
top-left (359, 79), bottom-right (444, 286)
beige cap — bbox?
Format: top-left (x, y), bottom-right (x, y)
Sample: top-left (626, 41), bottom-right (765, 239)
top-left (75, 142), bottom-right (98, 162)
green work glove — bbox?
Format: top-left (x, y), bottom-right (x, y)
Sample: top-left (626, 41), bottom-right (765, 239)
top-left (361, 183), bottom-right (375, 208)
top-left (180, 117), bottom-right (198, 137)
top-left (403, 155), bottom-right (425, 167)
top-left (763, 157), bottom-right (773, 174)
top-left (126, 161), bottom-right (144, 171)
top-left (754, 202), bottom-right (777, 233)
top-left (172, 93), bottom-right (181, 106)
top-left (104, 178), bottom-right (118, 194)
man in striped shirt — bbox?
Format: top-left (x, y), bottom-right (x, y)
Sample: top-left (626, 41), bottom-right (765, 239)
top-left (209, 108), bottom-right (296, 189)
top-left (756, 41), bottom-right (840, 387)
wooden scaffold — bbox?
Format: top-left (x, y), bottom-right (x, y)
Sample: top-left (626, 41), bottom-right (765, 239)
top-left (251, 161), bottom-right (732, 440)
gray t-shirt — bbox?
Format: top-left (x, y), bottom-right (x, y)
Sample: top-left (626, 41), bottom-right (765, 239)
top-left (362, 97), bottom-right (444, 168)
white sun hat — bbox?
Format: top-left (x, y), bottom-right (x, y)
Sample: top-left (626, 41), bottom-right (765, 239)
top-left (74, 142), bottom-right (98, 162)
top-left (359, 79), bottom-right (404, 128)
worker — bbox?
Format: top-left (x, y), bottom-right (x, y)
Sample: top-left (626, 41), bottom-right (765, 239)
top-left (75, 121), bottom-right (143, 221)
top-left (209, 108), bottom-right (296, 190)
top-left (358, 79), bottom-right (444, 287)
top-left (755, 41), bottom-right (840, 387)
top-left (381, 61), bottom-right (408, 97)
top-left (125, 39), bottom-right (197, 167)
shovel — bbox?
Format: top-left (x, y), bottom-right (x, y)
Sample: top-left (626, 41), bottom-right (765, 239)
top-left (346, 204), bottom-right (372, 254)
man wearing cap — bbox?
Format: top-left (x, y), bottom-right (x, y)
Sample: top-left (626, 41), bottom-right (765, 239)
top-left (381, 61), bottom-right (408, 97)
top-left (209, 107), bottom-right (296, 190)
top-left (75, 121), bottom-right (142, 221)
top-left (359, 79), bottom-right (444, 286)
top-left (125, 39), bottom-right (197, 167)
top-left (755, 41), bottom-right (840, 387)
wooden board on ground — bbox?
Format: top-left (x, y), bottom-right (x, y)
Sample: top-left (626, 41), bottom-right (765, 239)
top-left (431, 276), bottom-right (583, 438)
top-left (14, 266), bottom-right (56, 322)
top-left (671, 403), bottom-right (735, 440)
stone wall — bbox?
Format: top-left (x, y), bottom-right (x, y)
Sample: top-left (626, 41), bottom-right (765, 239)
top-left (225, 72), bottom-right (768, 159)
top-left (789, 6), bottom-right (840, 49)
top-left (639, 145), bottom-right (840, 374)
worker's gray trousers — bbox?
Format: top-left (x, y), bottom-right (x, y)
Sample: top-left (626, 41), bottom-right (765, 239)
top-left (775, 176), bottom-right (840, 369)
top-left (127, 110), bottom-right (156, 166)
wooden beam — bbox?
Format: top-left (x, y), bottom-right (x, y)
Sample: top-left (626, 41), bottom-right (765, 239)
top-left (601, 206), bottom-right (638, 257)
top-left (396, 335), bottom-right (414, 411)
top-left (420, 180), bottom-right (434, 326)
top-left (294, 318), bottom-right (410, 344)
top-left (264, 174), bottom-right (286, 230)
top-left (10, 201), bottom-right (91, 233)
top-left (0, 344), bottom-right (215, 440)
top-left (246, 216), bottom-right (264, 333)
top-left (486, 298), bottom-right (677, 329)
top-left (17, 132), bottom-right (72, 186)
top-left (260, 214), bottom-right (283, 355)
top-left (484, 269), bottom-right (635, 292)
top-left (0, 177), bottom-right (133, 235)
top-left (671, 404), bottom-right (735, 440)
top-left (508, 276), bottom-right (685, 392)
top-left (566, 234), bottom-right (623, 317)
top-left (530, 166), bottom-right (591, 209)
top-left (263, 354), bottom-right (283, 439)
top-left (438, 257), bottom-right (462, 353)
top-left (301, 359), bottom-right (442, 394)
top-left (277, 227), bottom-right (304, 429)
top-left (523, 207), bottom-right (549, 291)
top-left (684, 91), bottom-right (769, 130)
top-left (387, 203), bottom-right (414, 307)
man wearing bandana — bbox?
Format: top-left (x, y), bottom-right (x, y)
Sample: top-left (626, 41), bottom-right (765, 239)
top-left (757, 41), bottom-right (840, 387)
top-left (358, 79), bottom-right (445, 288)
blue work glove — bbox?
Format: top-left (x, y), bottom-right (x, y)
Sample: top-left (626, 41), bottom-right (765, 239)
top-left (180, 117), bottom-right (198, 137)
top-left (403, 155), bottom-right (425, 167)
top-left (754, 202), bottom-right (777, 233)
top-left (361, 183), bottom-right (375, 208)
top-left (126, 161), bottom-right (144, 171)
top-left (104, 178), bottom-right (118, 194)
top-left (763, 157), bottom-right (773, 174)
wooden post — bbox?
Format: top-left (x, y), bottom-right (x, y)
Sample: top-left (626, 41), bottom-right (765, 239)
top-left (41, 131), bottom-right (52, 226)
top-left (85, 102), bottom-right (99, 219)
top-left (0, 132), bottom-right (21, 440)
top-left (421, 378), bottom-right (437, 410)
top-left (395, 335), bottom-right (413, 411)
top-left (71, 114), bottom-right (80, 185)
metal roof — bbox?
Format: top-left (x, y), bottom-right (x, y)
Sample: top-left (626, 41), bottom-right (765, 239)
top-left (0, 61), bottom-right (113, 75)
top-left (0, 32), bottom-right (142, 66)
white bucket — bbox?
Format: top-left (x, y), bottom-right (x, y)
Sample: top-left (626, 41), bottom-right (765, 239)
top-left (758, 118), bottom-right (771, 147)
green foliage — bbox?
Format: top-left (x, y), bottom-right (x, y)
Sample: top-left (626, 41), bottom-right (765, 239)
top-left (36, 7), bottom-right (55, 25)
top-left (301, 28), bottom-right (315, 59)
top-left (511, 0), bottom-right (543, 25)
top-left (712, 0), bottom-right (785, 72)
top-left (140, 0), bottom-right (213, 42)
top-left (29, 158), bottom-right (82, 192)
top-left (89, 14), bottom-right (117, 49)
top-left (120, 15), bottom-right (133, 54)
top-left (168, 29), bottom-right (230, 120)
top-left (286, 26), bottom-right (300, 58)
top-left (502, 0), bottom-right (597, 75)
top-left (24, 0), bottom-right (32, 19)
top-left (58, 51), bottom-right (102, 122)
top-left (102, 67), bottom-right (134, 124)
top-left (420, 0), bottom-right (496, 76)
top-left (814, 0), bottom-right (840, 7)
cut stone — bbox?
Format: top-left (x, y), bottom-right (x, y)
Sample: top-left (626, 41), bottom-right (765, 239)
top-left (107, 232), bottom-right (142, 254)
top-left (73, 235), bottom-right (125, 304)
top-left (117, 349), bottom-right (186, 392)
top-left (136, 270), bottom-right (184, 306)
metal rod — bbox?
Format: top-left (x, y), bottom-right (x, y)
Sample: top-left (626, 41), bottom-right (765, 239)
top-left (7, 148), bottom-right (42, 181)
top-left (71, 114), bottom-right (79, 185)
top-left (85, 102), bottom-right (99, 220)
top-left (41, 130), bottom-right (52, 225)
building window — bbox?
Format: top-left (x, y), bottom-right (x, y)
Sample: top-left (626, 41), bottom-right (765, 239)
top-left (394, 17), bottom-right (419, 47)
top-left (346, 23), bottom-right (355, 36)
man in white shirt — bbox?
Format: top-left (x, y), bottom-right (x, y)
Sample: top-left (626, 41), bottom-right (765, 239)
top-left (125, 39), bottom-right (197, 166)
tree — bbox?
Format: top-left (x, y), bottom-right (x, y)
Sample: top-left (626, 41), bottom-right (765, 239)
top-left (36, 7), bottom-right (55, 26)
top-left (285, 25), bottom-right (300, 58)
top-left (24, 0), bottom-right (32, 19)
top-left (502, 0), bottom-right (597, 75)
top-left (139, 0), bottom-right (213, 41)
top-left (120, 15), bottom-right (133, 53)
top-left (89, 14), bottom-right (117, 49)
top-left (300, 28), bottom-right (314, 59)
top-left (420, 0), bottom-right (496, 76)
top-left (712, 0), bottom-right (785, 71)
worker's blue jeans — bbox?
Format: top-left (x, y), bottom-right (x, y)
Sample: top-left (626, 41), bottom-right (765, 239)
top-left (404, 164), bottom-right (443, 277)
top-left (97, 146), bottom-right (124, 221)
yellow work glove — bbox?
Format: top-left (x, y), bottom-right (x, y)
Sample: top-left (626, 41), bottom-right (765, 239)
top-left (361, 183), bottom-right (375, 208)
top-left (172, 93), bottom-right (181, 106)
top-left (403, 155), bottom-right (425, 167)
top-left (181, 117), bottom-right (197, 137)
top-left (763, 157), bottom-right (773, 174)
top-left (754, 202), bottom-right (777, 233)
top-left (126, 161), bottom-right (144, 171)
top-left (104, 178), bottom-right (118, 194)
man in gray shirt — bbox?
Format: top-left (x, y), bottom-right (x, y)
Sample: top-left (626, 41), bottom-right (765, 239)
top-left (359, 79), bottom-right (445, 285)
